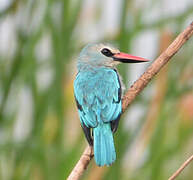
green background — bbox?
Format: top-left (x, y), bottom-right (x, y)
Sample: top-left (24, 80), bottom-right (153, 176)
top-left (0, 0), bottom-right (193, 179)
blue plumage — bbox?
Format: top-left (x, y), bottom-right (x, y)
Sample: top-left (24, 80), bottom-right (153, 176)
top-left (74, 67), bottom-right (121, 166)
top-left (93, 123), bottom-right (116, 166)
top-left (74, 43), bottom-right (148, 166)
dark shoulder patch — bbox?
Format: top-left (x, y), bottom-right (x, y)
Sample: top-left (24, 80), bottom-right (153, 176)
top-left (75, 97), bottom-right (83, 111)
top-left (111, 113), bottom-right (121, 133)
top-left (81, 123), bottom-right (93, 146)
top-left (113, 69), bottom-right (122, 103)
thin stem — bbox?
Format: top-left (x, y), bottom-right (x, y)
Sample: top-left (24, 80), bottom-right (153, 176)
top-left (168, 155), bottom-right (193, 180)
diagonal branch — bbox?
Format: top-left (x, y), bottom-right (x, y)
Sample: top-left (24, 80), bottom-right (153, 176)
top-left (122, 21), bottom-right (193, 112)
top-left (67, 22), bottom-right (193, 180)
top-left (168, 155), bottom-right (193, 180)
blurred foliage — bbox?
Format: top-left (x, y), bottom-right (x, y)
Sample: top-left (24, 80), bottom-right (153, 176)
top-left (0, 0), bottom-right (193, 180)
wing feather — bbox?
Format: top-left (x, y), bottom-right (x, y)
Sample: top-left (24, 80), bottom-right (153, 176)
top-left (74, 68), bottom-right (122, 128)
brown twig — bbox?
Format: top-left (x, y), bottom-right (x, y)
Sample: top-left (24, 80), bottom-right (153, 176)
top-left (122, 21), bottom-right (193, 112)
top-left (67, 146), bottom-right (94, 180)
top-left (67, 22), bottom-right (193, 180)
top-left (168, 155), bottom-right (193, 180)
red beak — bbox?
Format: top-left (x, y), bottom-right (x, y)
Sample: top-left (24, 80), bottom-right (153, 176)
top-left (113, 52), bottom-right (149, 63)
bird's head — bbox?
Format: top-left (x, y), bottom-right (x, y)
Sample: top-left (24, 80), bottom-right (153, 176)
top-left (78, 43), bottom-right (149, 69)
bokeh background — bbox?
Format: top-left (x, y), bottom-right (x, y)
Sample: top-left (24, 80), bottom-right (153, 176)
top-left (0, 0), bottom-right (193, 179)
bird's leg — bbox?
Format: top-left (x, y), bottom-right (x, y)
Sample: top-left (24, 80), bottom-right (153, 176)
top-left (81, 123), bottom-right (93, 146)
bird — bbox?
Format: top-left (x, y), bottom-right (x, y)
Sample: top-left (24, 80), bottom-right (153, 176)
top-left (74, 43), bottom-right (149, 166)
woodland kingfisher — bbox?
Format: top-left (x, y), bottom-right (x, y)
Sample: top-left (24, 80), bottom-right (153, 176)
top-left (74, 43), bottom-right (149, 166)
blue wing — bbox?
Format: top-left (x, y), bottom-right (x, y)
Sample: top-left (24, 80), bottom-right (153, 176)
top-left (74, 67), bottom-right (122, 129)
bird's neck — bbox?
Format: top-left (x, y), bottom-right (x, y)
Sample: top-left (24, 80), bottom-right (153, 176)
top-left (77, 63), bottom-right (115, 72)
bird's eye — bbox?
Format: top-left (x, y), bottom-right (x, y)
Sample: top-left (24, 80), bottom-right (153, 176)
top-left (101, 48), bottom-right (114, 57)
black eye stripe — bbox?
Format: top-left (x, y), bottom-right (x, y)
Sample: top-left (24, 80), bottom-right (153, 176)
top-left (101, 48), bottom-right (114, 57)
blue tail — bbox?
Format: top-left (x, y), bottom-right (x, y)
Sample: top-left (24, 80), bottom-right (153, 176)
top-left (93, 123), bottom-right (116, 166)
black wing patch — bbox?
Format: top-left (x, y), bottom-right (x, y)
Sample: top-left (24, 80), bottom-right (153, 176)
top-left (81, 122), bottom-right (93, 146)
top-left (110, 69), bottom-right (122, 133)
top-left (75, 97), bottom-right (83, 112)
top-left (113, 69), bottom-right (121, 103)
top-left (75, 96), bottom-right (93, 145)
top-left (111, 113), bottom-right (121, 133)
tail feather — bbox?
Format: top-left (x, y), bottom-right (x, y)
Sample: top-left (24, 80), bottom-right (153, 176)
top-left (93, 123), bottom-right (116, 166)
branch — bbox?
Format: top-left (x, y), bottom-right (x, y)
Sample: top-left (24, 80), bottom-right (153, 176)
top-left (67, 146), bottom-right (94, 180)
top-left (168, 155), bottom-right (193, 180)
top-left (122, 21), bottom-right (193, 112)
top-left (67, 22), bottom-right (193, 180)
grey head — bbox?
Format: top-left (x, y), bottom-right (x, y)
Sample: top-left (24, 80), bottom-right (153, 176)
top-left (77, 43), bottom-right (120, 70)
top-left (77, 43), bottom-right (149, 70)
